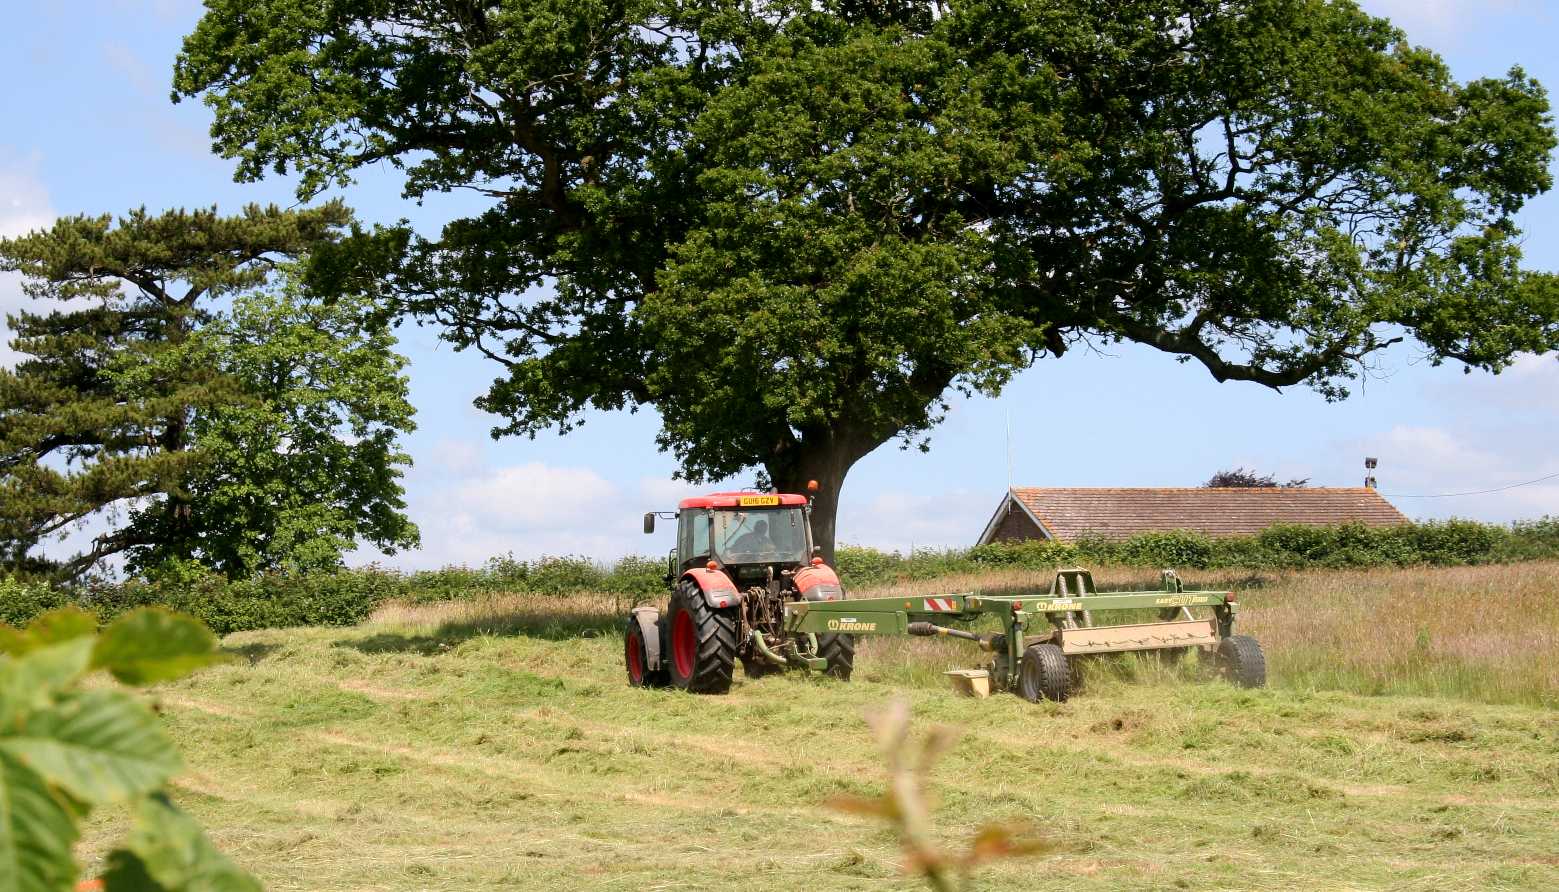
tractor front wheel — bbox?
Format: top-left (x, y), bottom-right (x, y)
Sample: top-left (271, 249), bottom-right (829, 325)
top-left (817, 633), bottom-right (855, 680)
top-left (667, 583), bottom-right (738, 694)
top-left (1216, 635), bottom-right (1267, 688)
top-left (1018, 643), bottom-right (1071, 702)
top-left (624, 615), bottom-right (668, 688)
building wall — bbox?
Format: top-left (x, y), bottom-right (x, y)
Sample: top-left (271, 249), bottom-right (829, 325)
top-left (990, 501), bottom-right (1045, 542)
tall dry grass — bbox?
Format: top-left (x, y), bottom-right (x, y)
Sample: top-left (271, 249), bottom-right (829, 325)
top-left (372, 562), bottom-right (1559, 706)
top-left (1235, 561), bottom-right (1559, 706)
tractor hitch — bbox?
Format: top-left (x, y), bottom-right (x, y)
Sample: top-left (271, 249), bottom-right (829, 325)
top-left (752, 629), bottom-right (828, 672)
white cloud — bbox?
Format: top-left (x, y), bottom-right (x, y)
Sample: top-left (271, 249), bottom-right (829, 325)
top-left (451, 462), bottom-right (618, 531)
top-left (839, 486), bottom-right (997, 553)
top-left (637, 476), bottom-right (706, 508)
top-left (1359, 0), bottom-right (1534, 44)
top-left (103, 0), bottom-right (201, 22)
top-left (100, 40), bottom-right (156, 98)
top-left (1489, 352), bottom-right (1559, 411)
top-left (1346, 424), bottom-right (1558, 522)
top-left (0, 161), bottom-right (53, 240)
top-left (377, 453), bottom-right (1009, 569)
top-left (380, 459), bottom-right (647, 569)
top-left (0, 155), bottom-right (57, 367)
top-left (427, 437), bottom-right (484, 475)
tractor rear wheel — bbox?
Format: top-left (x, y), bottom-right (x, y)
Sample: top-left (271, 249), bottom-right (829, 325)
top-left (624, 615), bottom-right (668, 688)
top-left (1018, 643), bottom-right (1071, 702)
top-left (817, 633), bottom-right (855, 680)
top-left (667, 583), bottom-right (738, 694)
top-left (1216, 635), bottom-right (1267, 688)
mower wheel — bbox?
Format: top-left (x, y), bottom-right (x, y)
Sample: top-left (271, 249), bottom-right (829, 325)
top-left (667, 582), bottom-right (739, 694)
top-left (817, 633), bottom-right (855, 680)
top-left (624, 614), bottom-right (668, 688)
top-left (1018, 643), bottom-right (1071, 702)
top-left (1216, 635), bottom-right (1267, 688)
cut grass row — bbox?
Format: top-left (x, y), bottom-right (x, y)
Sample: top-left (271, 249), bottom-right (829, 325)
top-left (79, 562), bottom-right (1558, 890)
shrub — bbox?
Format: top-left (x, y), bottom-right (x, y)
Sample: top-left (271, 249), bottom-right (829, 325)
top-left (1408, 519), bottom-right (1504, 565)
top-left (525, 555), bottom-right (606, 594)
top-left (1111, 530), bottom-right (1216, 569)
top-left (603, 555), bottom-right (669, 596)
top-left (835, 544), bottom-right (901, 587)
top-left (1499, 516), bottom-right (1559, 561)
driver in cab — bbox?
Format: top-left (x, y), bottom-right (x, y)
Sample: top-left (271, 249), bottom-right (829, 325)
top-left (730, 517), bottom-right (777, 554)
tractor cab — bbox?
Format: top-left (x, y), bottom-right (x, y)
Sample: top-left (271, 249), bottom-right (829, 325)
top-left (645, 492), bottom-right (814, 578)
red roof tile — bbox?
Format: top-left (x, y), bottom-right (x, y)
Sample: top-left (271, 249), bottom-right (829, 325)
top-left (997, 487), bottom-right (1408, 542)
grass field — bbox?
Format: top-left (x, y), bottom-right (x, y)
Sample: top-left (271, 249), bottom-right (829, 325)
top-left (84, 563), bottom-right (1559, 890)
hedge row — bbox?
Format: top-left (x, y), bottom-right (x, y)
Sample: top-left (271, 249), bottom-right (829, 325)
top-left (0, 554), bottom-right (667, 635)
top-left (2, 518), bottom-right (1554, 634)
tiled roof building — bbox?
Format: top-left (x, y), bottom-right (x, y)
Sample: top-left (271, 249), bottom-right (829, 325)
top-left (978, 487), bottom-right (1409, 544)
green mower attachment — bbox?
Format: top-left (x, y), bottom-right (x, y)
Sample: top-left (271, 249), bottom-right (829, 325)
top-left (781, 568), bottom-right (1266, 701)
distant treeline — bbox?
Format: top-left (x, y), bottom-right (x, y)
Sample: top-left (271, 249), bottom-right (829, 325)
top-left (3, 518), bottom-right (1554, 635)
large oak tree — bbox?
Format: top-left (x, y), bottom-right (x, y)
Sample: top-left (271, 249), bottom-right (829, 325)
top-left (174, 0), bottom-right (1559, 556)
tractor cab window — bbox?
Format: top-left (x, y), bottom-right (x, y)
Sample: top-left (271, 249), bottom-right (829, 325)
top-left (712, 508), bottom-right (807, 565)
top-left (678, 509), bottom-right (711, 568)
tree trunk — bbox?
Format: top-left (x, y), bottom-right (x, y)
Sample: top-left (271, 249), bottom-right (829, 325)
top-left (768, 432), bottom-right (867, 566)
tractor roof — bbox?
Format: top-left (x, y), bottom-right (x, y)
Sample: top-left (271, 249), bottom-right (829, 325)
top-left (678, 492), bottom-right (809, 509)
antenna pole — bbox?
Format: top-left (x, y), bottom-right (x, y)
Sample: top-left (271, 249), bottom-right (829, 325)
top-left (1005, 409), bottom-right (1013, 490)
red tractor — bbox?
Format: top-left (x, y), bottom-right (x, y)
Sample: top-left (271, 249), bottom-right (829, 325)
top-left (625, 489), bottom-right (853, 693)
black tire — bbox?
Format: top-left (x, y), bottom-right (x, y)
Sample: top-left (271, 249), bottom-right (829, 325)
top-left (1018, 643), bottom-right (1071, 702)
top-left (624, 615), bottom-right (669, 688)
top-left (666, 582), bottom-right (739, 694)
top-left (817, 633), bottom-right (855, 680)
top-left (1216, 635), bottom-right (1267, 688)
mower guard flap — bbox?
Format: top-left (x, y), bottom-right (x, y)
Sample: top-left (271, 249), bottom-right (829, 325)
top-left (1056, 618), bottom-right (1218, 655)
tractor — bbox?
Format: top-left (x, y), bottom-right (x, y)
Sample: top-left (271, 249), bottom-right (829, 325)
top-left (625, 488), bottom-right (853, 693)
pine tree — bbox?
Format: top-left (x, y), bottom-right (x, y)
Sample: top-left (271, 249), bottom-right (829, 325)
top-left (0, 202), bottom-right (418, 580)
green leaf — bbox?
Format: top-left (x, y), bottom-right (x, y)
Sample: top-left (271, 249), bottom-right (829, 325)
top-left (0, 637), bottom-right (95, 721)
top-left (0, 750), bottom-right (78, 892)
top-left (0, 690), bottom-right (179, 805)
top-left (27, 608), bottom-right (98, 647)
top-left (102, 848), bottom-right (168, 891)
top-left (125, 794), bottom-right (261, 892)
top-left (93, 610), bottom-right (223, 686)
top-left (0, 608), bottom-right (96, 658)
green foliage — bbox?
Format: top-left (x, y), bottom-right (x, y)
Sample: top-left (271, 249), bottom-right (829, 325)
top-left (0, 608), bottom-right (258, 891)
top-left (1106, 532), bottom-right (1217, 569)
top-left (174, 0), bottom-right (1559, 558)
top-left (0, 204), bottom-right (418, 582)
top-left (129, 286), bottom-right (419, 578)
top-left (961, 519), bottom-right (1559, 572)
top-left (0, 576), bottom-right (68, 628)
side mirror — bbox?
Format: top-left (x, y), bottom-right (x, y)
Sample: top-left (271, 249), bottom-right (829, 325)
top-left (643, 512), bottom-right (656, 534)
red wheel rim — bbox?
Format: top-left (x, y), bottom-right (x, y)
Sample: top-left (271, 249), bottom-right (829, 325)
top-left (626, 627), bottom-right (645, 684)
top-left (672, 609), bottom-right (696, 679)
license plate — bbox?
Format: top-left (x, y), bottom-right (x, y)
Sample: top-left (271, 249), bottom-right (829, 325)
top-left (738, 495), bottom-right (780, 506)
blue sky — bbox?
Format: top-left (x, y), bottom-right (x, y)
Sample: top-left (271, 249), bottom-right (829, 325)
top-left (2, 0), bottom-right (1556, 568)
